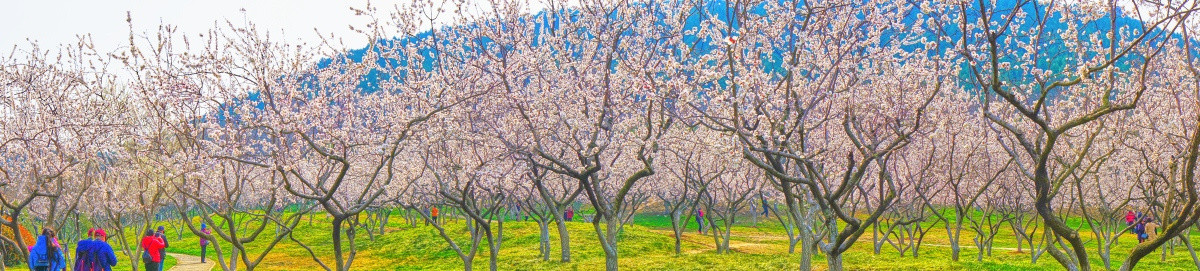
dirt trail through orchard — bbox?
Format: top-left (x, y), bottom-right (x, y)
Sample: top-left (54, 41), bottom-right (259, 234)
top-left (167, 253), bottom-right (215, 271)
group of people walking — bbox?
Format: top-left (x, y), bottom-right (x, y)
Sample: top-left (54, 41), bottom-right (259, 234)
top-left (25, 227), bottom-right (118, 271)
top-left (23, 223), bottom-right (214, 271)
top-left (1125, 210), bottom-right (1160, 243)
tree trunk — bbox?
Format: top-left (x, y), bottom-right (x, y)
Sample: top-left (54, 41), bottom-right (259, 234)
top-left (950, 223), bottom-right (962, 261)
top-left (602, 217), bottom-right (620, 271)
top-left (379, 209), bottom-right (390, 235)
top-left (670, 214), bottom-right (682, 255)
top-left (487, 229), bottom-right (498, 271)
top-left (798, 242), bottom-right (813, 271)
top-left (331, 216), bottom-right (347, 271)
top-left (826, 250), bottom-right (844, 271)
top-left (554, 216), bottom-right (571, 262)
top-left (873, 223), bottom-right (882, 255)
top-left (538, 221), bottom-right (551, 261)
top-left (1181, 235), bottom-right (1200, 270)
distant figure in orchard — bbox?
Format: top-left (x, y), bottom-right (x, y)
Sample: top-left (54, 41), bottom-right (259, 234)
top-left (429, 206), bottom-right (439, 226)
top-left (565, 207), bottom-right (575, 221)
top-left (761, 198), bottom-right (769, 217)
top-left (1135, 219), bottom-right (1148, 243)
top-left (74, 228), bottom-right (118, 271)
top-left (1125, 209), bottom-right (1136, 226)
top-left (140, 229), bottom-right (166, 271)
top-left (696, 209), bottom-right (705, 234)
top-left (199, 223), bottom-right (212, 263)
top-left (1145, 218), bottom-right (1160, 241)
top-left (28, 227), bottom-right (66, 271)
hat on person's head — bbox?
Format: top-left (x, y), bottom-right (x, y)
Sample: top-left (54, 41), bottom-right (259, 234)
top-left (157, 226), bottom-right (165, 231)
top-left (96, 229), bottom-right (107, 238)
top-left (87, 228), bottom-right (96, 237)
top-left (201, 223), bottom-right (207, 230)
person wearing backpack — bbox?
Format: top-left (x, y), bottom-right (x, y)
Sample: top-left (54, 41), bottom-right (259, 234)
top-left (1134, 220), bottom-right (1148, 243)
top-left (94, 229), bottom-right (118, 271)
top-left (28, 227), bottom-right (66, 271)
top-left (1143, 217), bottom-right (1160, 240)
top-left (73, 229), bottom-right (98, 271)
top-left (140, 229), bottom-right (166, 271)
top-left (155, 226), bottom-right (169, 271)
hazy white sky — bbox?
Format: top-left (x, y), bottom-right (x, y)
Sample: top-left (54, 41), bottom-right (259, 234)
top-left (0, 0), bottom-right (401, 53)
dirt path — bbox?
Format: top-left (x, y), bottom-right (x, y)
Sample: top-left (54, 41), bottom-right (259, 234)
top-left (167, 253), bottom-right (214, 271)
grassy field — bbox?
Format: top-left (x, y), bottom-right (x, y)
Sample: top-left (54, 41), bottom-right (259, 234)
top-left (97, 211), bottom-right (1200, 270)
top-left (7, 210), bottom-right (1198, 270)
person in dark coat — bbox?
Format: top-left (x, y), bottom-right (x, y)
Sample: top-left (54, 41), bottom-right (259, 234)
top-left (156, 226), bottom-right (169, 271)
top-left (141, 229), bottom-right (166, 271)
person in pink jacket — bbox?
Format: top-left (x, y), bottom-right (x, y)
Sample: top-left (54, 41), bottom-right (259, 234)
top-left (199, 223), bottom-right (212, 263)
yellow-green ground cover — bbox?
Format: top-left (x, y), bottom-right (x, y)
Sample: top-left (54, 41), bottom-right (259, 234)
top-left (10, 211), bottom-right (1199, 270)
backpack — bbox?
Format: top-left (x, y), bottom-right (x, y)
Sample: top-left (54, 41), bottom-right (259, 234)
top-left (32, 254), bottom-right (50, 268)
top-left (31, 248), bottom-right (52, 268)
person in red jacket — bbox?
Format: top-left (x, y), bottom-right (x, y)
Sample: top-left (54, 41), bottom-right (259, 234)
top-left (1125, 210), bottom-right (1136, 226)
top-left (140, 230), bottom-right (166, 271)
top-left (431, 206), bottom-right (439, 226)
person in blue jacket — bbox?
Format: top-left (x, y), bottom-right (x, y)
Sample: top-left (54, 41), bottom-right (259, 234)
top-left (28, 228), bottom-right (66, 271)
top-left (75, 228), bottom-right (118, 271)
top-left (73, 229), bottom-right (97, 271)
top-left (94, 228), bottom-right (119, 271)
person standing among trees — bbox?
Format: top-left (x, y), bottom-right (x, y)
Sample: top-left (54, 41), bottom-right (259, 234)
top-left (199, 223), bottom-right (211, 263)
top-left (154, 226), bottom-right (169, 271)
top-left (696, 209), bottom-right (705, 234)
top-left (157, 226), bottom-right (169, 271)
top-left (94, 229), bottom-right (118, 271)
top-left (140, 229), bottom-right (166, 271)
top-left (1125, 210), bottom-right (1136, 226)
top-left (761, 197), bottom-right (769, 217)
top-left (1135, 219), bottom-right (1148, 243)
top-left (73, 229), bottom-right (97, 271)
top-left (565, 206), bottom-right (574, 222)
top-left (430, 206), bottom-right (439, 226)
top-left (1145, 218), bottom-right (1160, 241)
top-left (28, 228), bottom-right (66, 271)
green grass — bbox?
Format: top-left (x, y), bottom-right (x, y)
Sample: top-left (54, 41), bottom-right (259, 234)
top-left (9, 210), bottom-right (1199, 270)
